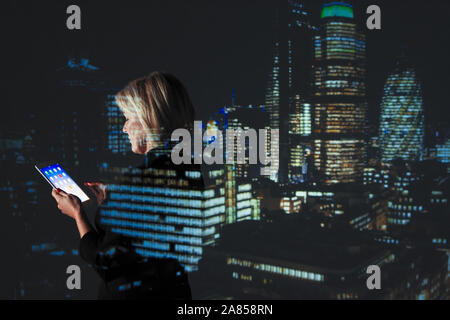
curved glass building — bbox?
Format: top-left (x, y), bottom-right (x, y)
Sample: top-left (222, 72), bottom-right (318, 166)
top-left (379, 57), bottom-right (424, 162)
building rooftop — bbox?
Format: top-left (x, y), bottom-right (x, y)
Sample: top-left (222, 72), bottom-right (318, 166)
top-left (321, 2), bottom-right (354, 19)
top-left (214, 215), bottom-right (389, 272)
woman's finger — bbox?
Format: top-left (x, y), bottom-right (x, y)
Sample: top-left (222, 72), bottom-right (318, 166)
top-left (84, 181), bottom-right (102, 187)
top-left (88, 185), bottom-right (101, 197)
top-left (85, 182), bottom-right (106, 193)
top-left (84, 182), bottom-right (107, 205)
top-left (51, 188), bottom-right (63, 200)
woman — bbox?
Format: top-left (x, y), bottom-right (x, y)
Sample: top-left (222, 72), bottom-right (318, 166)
top-left (51, 72), bottom-right (197, 299)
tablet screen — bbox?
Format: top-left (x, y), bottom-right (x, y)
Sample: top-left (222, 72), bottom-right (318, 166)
top-left (39, 164), bottom-right (90, 202)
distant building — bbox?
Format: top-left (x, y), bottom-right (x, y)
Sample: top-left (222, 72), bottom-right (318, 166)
top-left (280, 195), bottom-right (301, 214)
top-left (204, 113), bottom-right (264, 225)
top-left (222, 105), bottom-right (268, 179)
top-left (379, 53), bottom-right (425, 162)
top-left (293, 184), bottom-right (387, 231)
top-left (288, 95), bottom-right (313, 183)
top-left (265, 0), bottom-right (316, 183)
top-left (195, 217), bottom-right (447, 299)
top-left (99, 153), bottom-right (259, 272)
top-left (436, 140), bottom-right (450, 165)
top-left (364, 160), bottom-right (448, 229)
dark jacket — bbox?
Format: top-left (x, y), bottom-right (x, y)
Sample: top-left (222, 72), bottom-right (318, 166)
top-left (79, 143), bottom-right (196, 300)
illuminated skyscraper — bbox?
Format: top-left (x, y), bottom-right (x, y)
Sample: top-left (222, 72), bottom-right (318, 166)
top-left (222, 105), bottom-right (269, 179)
top-left (99, 138), bottom-right (260, 272)
top-left (436, 140), bottom-right (450, 165)
top-left (288, 94), bottom-right (312, 183)
top-left (99, 161), bottom-right (225, 272)
top-left (312, 2), bottom-right (367, 184)
top-left (379, 55), bottom-right (425, 162)
top-left (265, 0), bottom-right (316, 183)
top-left (207, 108), bottom-right (263, 225)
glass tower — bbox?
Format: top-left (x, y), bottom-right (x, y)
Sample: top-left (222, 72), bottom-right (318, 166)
top-left (379, 55), bottom-right (425, 162)
top-left (312, 2), bottom-right (367, 184)
top-left (265, 0), bottom-right (315, 183)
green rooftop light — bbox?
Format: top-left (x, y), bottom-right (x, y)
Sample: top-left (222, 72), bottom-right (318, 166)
top-left (321, 3), bottom-right (354, 19)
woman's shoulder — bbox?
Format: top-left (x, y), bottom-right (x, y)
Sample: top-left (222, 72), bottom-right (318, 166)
top-left (136, 142), bottom-right (201, 173)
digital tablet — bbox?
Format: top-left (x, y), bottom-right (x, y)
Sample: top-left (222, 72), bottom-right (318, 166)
top-left (35, 162), bottom-right (90, 203)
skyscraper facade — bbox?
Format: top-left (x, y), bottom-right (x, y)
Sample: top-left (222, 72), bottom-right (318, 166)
top-left (207, 108), bottom-right (263, 225)
top-left (98, 135), bottom-right (260, 272)
top-left (379, 56), bottom-right (425, 162)
top-left (288, 95), bottom-right (313, 183)
top-left (223, 105), bottom-right (268, 179)
top-left (99, 162), bottom-right (226, 272)
top-left (265, 0), bottom-right (315, 183)
top-left (312, 2), bottom-right (367, 185)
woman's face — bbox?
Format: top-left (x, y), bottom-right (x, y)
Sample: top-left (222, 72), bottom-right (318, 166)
top-left (122, 110), bottom-right (149, 154)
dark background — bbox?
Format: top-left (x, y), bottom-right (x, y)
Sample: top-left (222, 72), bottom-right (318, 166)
top-left (2, 0), bottom-right (449, 299)
top-left (4, 0), bottom-right (450, 131)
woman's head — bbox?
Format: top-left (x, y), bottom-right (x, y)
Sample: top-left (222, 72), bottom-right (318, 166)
top-left (115, 72), bottom-right (195, 154)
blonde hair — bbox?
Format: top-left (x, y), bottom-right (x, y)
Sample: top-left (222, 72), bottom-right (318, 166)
top-left (115, 71), bottom-right (196, 145)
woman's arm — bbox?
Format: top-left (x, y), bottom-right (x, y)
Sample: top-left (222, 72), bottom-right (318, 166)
top-left (74, 210), bottom-right (93, 238)
top-left (51, 188), bottom-right (99, 265)
top-left (51, 188), bottom-right (93, 237)
top-left (51, 188), bottom-right (120, 275)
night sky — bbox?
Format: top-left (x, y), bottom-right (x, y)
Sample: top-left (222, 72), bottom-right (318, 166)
top-left (1, 0), bottom-right (449, 300)
top-left (4, 0), bottom-right (450, 134)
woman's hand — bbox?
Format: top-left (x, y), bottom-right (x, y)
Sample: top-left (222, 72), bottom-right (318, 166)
top-left (84, 181), bottom-right (108, 206)
top-left (51, 188), bottom-right (82, 220)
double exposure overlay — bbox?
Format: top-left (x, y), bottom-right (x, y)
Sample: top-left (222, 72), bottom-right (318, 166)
top-left (2, 0), bottom-right (449, 300)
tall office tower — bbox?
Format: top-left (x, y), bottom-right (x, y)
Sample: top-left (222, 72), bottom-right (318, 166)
top-left (378, 55), bottom-right (425, 162)
top-left (265, 0), bottom-right (315, 183)
top-left (312, 2), bottom-right (367, 185)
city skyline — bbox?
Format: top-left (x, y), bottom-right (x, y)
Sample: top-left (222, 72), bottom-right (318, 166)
top-left (2, 0), bottom-right (449, 300)
top-left (4, 1), bottom-right (450, 131)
